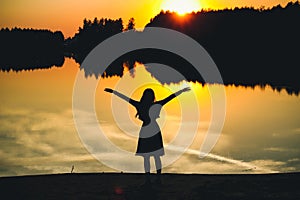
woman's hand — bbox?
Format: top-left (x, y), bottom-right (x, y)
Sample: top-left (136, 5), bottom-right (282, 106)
top-left (104, 88), bottom-right (114, 93)
top-left (180, 87), bottom-right (191, 93)
top-left (175, 87), bottom-right (191, 96)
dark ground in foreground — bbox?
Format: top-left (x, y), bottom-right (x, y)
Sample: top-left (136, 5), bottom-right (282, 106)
top-left (1, 173), bottom-right (300, 200)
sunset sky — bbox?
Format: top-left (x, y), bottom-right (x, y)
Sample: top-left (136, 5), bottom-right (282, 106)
top-left (0, 0), bottom-right (295, 37)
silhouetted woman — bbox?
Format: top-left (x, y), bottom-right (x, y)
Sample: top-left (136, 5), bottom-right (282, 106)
top-left (104, 87), bottom-right (190, 174)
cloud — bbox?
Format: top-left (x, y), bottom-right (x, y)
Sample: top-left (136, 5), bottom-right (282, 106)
top-left (288, 158), bottom-right (300, 162)
top-left (1, 102), bottom-right (300, 176)
top-left (293, 128), bottom-right (300, 134)
top-left (0, 108), bottom-right (106, 176)
top-left (166, 145), bottom-right (279, 173)
top-left (264, 147), bottom-right (289, 152)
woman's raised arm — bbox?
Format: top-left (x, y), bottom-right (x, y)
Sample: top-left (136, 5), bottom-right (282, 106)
top-left (104, 88), bottom-right (138, 107)
top-left (157, 87), bottom-right (191, 106)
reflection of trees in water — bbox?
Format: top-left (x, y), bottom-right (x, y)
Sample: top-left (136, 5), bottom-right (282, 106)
top-left (1, 2), bottom-right (299, 95)
top-left (0, 28), bottom-right (65, 71)
top-left (74, 2), bottom-right (300, 94)
top-left (143, 2), bottom-right (300, 95)
top-left (65, 17), bottom-right (124, 65)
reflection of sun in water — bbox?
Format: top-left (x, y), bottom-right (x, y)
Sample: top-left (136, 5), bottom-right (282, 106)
top-left (161, 0), bottom-right (202, 15)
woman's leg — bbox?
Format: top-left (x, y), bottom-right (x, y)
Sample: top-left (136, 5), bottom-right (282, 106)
top-left (143, 155), bottom-right (150, 173)
top-left (154, 155), bottom-right (162, 174)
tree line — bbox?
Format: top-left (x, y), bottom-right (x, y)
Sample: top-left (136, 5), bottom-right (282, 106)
top-left (138, 1), bottom-right (300, 94)
top-left (0, 2), bottom-right (299, 94)
top-left (0, 18), bottom-right (135, 72)
top-left (0, 28), bottom-right (64, 71)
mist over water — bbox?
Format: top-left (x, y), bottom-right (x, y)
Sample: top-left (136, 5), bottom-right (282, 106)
top-left (0, 58), bottom-right (299, 176)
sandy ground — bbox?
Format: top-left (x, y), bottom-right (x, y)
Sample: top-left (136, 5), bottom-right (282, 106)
top-left (1, 173), bottom-right (300, 200)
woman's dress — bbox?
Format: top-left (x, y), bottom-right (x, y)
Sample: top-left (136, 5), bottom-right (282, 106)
top-left (130, 94), bottom-right (176, 157)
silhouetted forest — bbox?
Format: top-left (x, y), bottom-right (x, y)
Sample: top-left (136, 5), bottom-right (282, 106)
top-left (78, 2), bottom-right (300, 94)
top-left (0, 2), bottom-right (299, 94)
top-left (140, 1), bottom-right (300, 94)
top-left (65, 18), bottom-right (124, 64)
top-left (0, 28), bottom-right (64, 71)
top-left (64, 17), bottom-right (136, 77)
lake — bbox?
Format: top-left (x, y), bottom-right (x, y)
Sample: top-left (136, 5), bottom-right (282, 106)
top-left (0, 58), bottom-right (299, 176)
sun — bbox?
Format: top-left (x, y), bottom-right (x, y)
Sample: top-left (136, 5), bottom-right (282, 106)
top-left (161, 0), bottom-right (202, 15)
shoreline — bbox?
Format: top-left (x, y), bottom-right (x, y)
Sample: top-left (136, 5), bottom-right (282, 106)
top-left (1, 172), bottom-right (299, 199)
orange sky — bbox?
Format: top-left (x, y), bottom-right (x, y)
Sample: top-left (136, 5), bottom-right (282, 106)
top-left (0, 0), bottom-right (295, 37)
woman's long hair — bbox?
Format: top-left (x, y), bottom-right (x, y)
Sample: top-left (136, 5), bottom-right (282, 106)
top-left (135, 88), bottom-right (155, 118)
top-left (140, 88), bottom-right (155, 103)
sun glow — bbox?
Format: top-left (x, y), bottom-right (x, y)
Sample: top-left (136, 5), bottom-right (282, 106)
top-left (161, 0), bottom-right (202, 15)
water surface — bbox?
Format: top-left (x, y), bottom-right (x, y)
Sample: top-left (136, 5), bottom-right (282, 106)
top-left (0, 58), bottom-right (299, 176)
